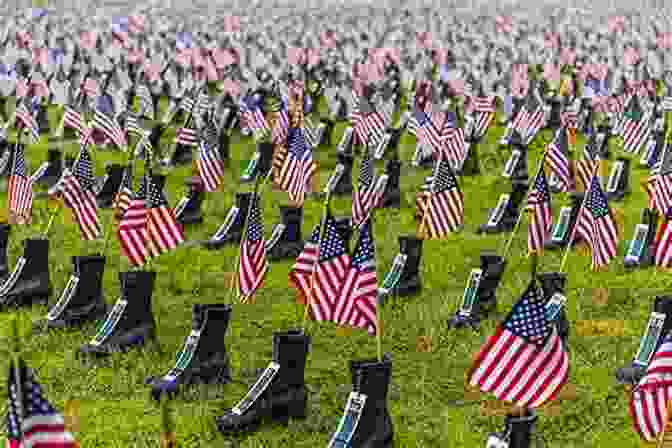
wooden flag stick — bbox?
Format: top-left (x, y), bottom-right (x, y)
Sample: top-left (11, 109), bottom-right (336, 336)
top-left (559, 163), bottom-right (600, 273)
top-left (9, 316), bottom-right (24, 441)
top-left (501, 150), bottom-right (548, 260)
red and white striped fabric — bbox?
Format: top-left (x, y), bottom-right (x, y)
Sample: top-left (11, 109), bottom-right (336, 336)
top-left (319, 31), bottom-right (337, 49)
top-left (559, 48), bottom-right (577, 67)
top-left (31, 79), bottom-right (49, 99)
top-left (16, 30), bottom-right (33, 49)
top-left (630, 335), bottom-right (672, 442)
top-left (495, 16), bottom-right (513, 34)
top-left (212, 48), bottom-right (237, 68)
top-left (127, 48), bottom-right (145, 64)
top-left (79, 31), bottom-right (98, 51)
top-left (222, 16), bottom-right (241, 33)
top-left (174, 49), bottom-right (192, 67)
top-left (127, 15), bottom-right (145, 34)
top-left (32, 47), bottom-right (49, 68)
top-left (15, 79), bottom-right (29, 98)
top-left (143, 63), bottom-right (161, 83)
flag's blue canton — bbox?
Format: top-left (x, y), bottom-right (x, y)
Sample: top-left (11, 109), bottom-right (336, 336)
top-left (318, 216), bottom-right (347, 262)
top-left (247, 196), bottom-right (264, 243)
top-left (148, 178), bottom-right (168, 208)
top-left (415, 109), bottom-right (429, 126)
top-left (135, 176), bottom-right (148, 200)
top-left (23, 368), bottom-right (59, 417)
top-left (74, 147), bottom-right (95, 191)
top-left (503, 285), bottom-right (549, 346)
top-left (445, 111), bottom-right (457, 127)
top-left (288, 127), bottom-right (308, 158)
top-left (433, 159), bottom-right (458, 193)
top-left (307, 225), bottom-right (321, 243)
top-left (14, 145), bottom-right (27, 178)
top-left (359, 150), bottom-right (373, 188)
top-left (533, 170), bottom-right (551, 202)
top-left (587, 177), bottom-right (611, 219)
top-left (351, 221), bottom-right (375, 268)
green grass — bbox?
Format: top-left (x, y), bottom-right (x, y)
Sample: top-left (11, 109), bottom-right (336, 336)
top-left (0, 98), bottom-right (660, 447)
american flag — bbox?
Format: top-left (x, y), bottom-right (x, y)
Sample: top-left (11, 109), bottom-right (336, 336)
top-left (655, 210), bottom-right (672, 268)
top-left (5, 358), bottom-right (79, 448)
top-left (238, 194), bottom-right (268, 303)
top-left (469, 96), bottom-right (496, 139)
top-left (333, 219), bottom-right (378, 335)
top-left (311, 213), bottom-right (351, 323)
top-left (350, 91), bottom-right (386, 147)
top-left (175, 125), bottom-right (198, 147)
top-left (352, 148), bottom-right (382, 227)
top-left (468, 281), bottom-right (569, 408)
top-left (93, 108), bottom-right (127, 149)
top-left (59, 145), bottom-right (101, 240)
top-left (113, 165), bottom-right (134, 218)
top-left (621, 107), bottom-right (651, 154)
top-left (118, 176), bottom-right (149, 266)
top-left (512, 97), bottom-right (545, 142)
top-left (414, 108), bottom-right (443, 153)
top-left (630, 334), bottom-right (672, 442)
top-left (571, 175), bottom-right (619, 269)
top-left (8, 144), bottom-right (33, 224)
top-left (146, 176), bottom-right (184, 257)
top-left (649, 157), bottom-right (672, 217)
top-left (420, 158), bottom-right (464, 239)
top-left (527, 170), bottom-right (552, 253)
top-left (441, 126), bottom-right (466, 166)
top-left (279, 127), bottom-right (316, 205)
top-left (239, 95), bottom-right (269, 134)
top-left (63, 105), bottom-right (87, 136)
top-left (545, 129), bottom-right (572, 192)
top-left (289, 225), bottom-right (320, 305)
top-left (197, 141), bottom-right (225, 192)
top-left (15, 102), bottom-right (39, 144)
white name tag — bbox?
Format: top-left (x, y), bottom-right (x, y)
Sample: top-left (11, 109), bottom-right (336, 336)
top-left (327, 392), bottom-right (368, 448)
top-left (231, 362), bottom-right (280, 415)
top-left (459, 269), bottom-right (483, 317)
top-left (47, 275), bottom-right (80, 321)
top-left (487, 194), bottom-right (510, 227)
top-left (625, 224), bottom-right (650, 264)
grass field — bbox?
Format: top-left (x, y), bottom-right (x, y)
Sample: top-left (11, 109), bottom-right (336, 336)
top-left (0, 97), bottom-right (661, 447)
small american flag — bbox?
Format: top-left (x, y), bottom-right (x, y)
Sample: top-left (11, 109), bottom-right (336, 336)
top-left (468, 281), bottom-right (569, 408)
top-left (63, 105), bottom-right (87, 136)
top-left (655, 210), bottom-right (672, 268)
top-left (414, 108), bottom-right (443, 152)
top-left (222, 16), bottom-right (241, 34)
top-left (289, 225), bottom-right (320, 305)
top-left (93, 108), bottom-right (127, 149)
top-left (118, 176), bottom-right (149, 266)
top-left (527, 170), bottom-right (552, 253)
top-left (197, 141), bottom-right (225, 192)
top-left (571, 175), bottom-right (619, 269)
top-left (311, 213), bottom-right (351, 323)
top-left (238, 194), bottom-right (268, 303)
top-left (469, 96), bottom-right (496, 138)
top-left (6, 358), bottom-right (79, 448)
top-left (350, 91), bottom-right (386, 147)
top-left (146, 176), bottom-right (184, 257)
top-left (545, 129), bottom-right (572, 192)
top-left (621, 108), bottom-right (652, 154)
top-left (175, 126), bottom-right (198, 147)
top-left (333, 219), bottom-right (378, 335)
top-left (352, 148), bottom-right (382, 227)
top-left (59, 145), bottom-right (101, 240)
top-left (420, 158), bottom-right (464, 239)
top-left (630, 334), bottom-right (672, 442)
top-left (113, 165), bottom-right (134, 218)
top-left (15, 102), bottom-right (39, 144)
top-left (8, 143), bottom-right (33, 224)
top-left (279, 127), bottom-right (316, 206)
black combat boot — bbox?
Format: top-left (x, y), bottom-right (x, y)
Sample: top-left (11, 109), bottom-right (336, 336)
top-left (148, 123), bottom-right (165, 150)
top-left (216, 329), bottom-right (310, 434)
top-left (95, 163), bottom-right (125, 209)
top-left (544, 192), bottom-right (585, 250)
top-left (605, 157), bottom-right (630, 202)
top-left (0, 224), bottom-right (9, 282)
top-left (510, 140), bottom-right (528, 182)
top-left (36, 254), bottom-right (107, 329)
top-left (391, 236), bottom-right (422, 297)
top-left (175, 178), bottom-right (205, 226)
top-left (332, 153), bottom-right (354, 196)
top-left (447, 253), bottom-right (505, 329)
top-left (241, 142), bottom-right (274, 183)
top-left (478, 180), bottom-right (528, 234)
top-left (490, 410), bottom-right (538, 448)
top-left (218, 130), bottom-right (230, 165)
top-left (380, 158), bottom-right (401, 209)
top-left (64, 154), bottom-right (76, 170)
top-left (33, 149), bottom-right (63, 189)
top-left (328, 353), bottom-right (394, 448)
top-left (320, 118), bottom-right (336, 147)
top-left (267, 206), bottom-right (304, 261)
top-left (204, 192), bottom-right (252, 249)
top-left (334, 217), bottom-right (354, 252)
top-left (460, 138), bottom-right (481, 176)
top-left (36, 102), bottom-right (50, 133)
top-left (0, 238), bottom-right (52, 310)
top-left (170, 142), bottom-right (194, 166)
top-left (624, 209), bottom-right (659, 268)
top-left (537, 272), bottom-right (570, 345)
top-left (616, 296), bottom-right (672, 385)
top-left (78, 270), bottom-right (157, 357)
top-left (146, 304), bottom-right (232, 400)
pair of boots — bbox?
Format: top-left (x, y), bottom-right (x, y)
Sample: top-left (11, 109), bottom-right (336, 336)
top-left (0, 236), bottom-right (52, 311)
top-left (616, 296), bottom-right (672, 385)
top-left (175, 178), bottom-right (205, 226)
top-left (624, 209), bottom-right (659, 269)
top-left (502, 133), bottom-right (528, 181)
top-left (266, 206), bottom-right (304, 260)
top-left (477, 180), bottom-right (528, 234)
top-left (214, 332), bottom-right (394, 448)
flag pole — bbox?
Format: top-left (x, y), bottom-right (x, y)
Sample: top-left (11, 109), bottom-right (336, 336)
top-left (500, 149), bottom-right (549, 260)
top-left (9, 316), bottom-right (24, 442)
top-left (558, 163), bottom-right (600, 273)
